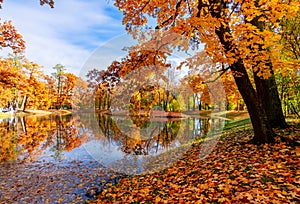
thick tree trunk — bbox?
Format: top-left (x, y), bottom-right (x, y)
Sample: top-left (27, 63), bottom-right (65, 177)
top-left (231, 59), bottom-right (275, 144)
top-left (210, 1), bottom-right (275, 144)
top-left (248, 1), bottom-right (287, 129)
top-left (254, 72), bottom-right (288, 128)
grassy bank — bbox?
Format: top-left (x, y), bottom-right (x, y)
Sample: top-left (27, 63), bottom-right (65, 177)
top-left (223, 117), bottom-right (252, 131)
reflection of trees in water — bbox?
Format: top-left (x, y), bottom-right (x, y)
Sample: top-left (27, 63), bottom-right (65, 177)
top-left (50, 114), bottom-right (85, 160)
top-left (0, 114), bottom-right (87, 163)
top-left (191, 117), bottom-right (210, 137)
top-left (96, 114), bottom-right (216, 156)
top-left (96, 114), bottom-right (179, 155)
top-left (0, 117), bottom-right (19, 162)
top-left (0, 112), bottom-right (223, 163)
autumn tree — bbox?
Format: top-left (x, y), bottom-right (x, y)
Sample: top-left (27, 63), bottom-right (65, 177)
top-left (44, 75), bottom-right (56, 109)
top-left (0, 56), bottom-right (22, 108)
top-left (50, 66), bottom-right (85, 110)
top-left (88, 46), bottom-right (172, 112)
top-left (0, 20), bottom-right (25, 53)
top-left (72, 76), bottom-right (89, 109)
top-left (86, 69), bottom-right (105, 110)
top-left (115, 0), bottom-right (300, 144)
top-left (0, 55), bottom-right (48, 110)
top-left (184, 74), bottom-right (210, 111)
top-left (0, 1), bottom-right (56, 110)
top-left (280, 10), bottom-right (300, 61)
top-left (277, 10), bottom-right (300, 118)
top-left (60, 73), bottom-right (76, 108)
top-left (87, 65), bottom-right (119, 110)
top-left (20, 59), bottom-right (51, 110)
top-left (51, 64), bottom-right (66, 109)
top-left (0, 0), bottom-right (54, 51)
top-left (221, 72), bottom-right (244, 111)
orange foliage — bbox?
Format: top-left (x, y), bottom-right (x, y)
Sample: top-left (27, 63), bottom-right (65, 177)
top-left (0, 21), bottom-right (25, 53)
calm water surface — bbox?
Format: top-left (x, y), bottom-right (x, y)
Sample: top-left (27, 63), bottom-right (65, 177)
top-left (0, 112), bottom-right (224, 202)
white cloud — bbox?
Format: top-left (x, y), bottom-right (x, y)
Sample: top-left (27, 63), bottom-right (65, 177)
top-left (79, 33), bottom-right (136, 78)
top-left (0, 0), bottom-right (126, 75)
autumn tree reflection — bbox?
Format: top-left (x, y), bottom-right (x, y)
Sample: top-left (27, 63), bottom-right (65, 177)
top-left (0, 114), bottom-right (87, 163)
top-left (0, 117), bottom-right (19, 162)
top-left (0, 113), bottom-right (219, 163)
top-left (96, 113), bottom-right (212, 156)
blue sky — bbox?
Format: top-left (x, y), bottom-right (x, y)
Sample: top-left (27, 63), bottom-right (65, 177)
top-left (0, 0), bottom-right (131, 76)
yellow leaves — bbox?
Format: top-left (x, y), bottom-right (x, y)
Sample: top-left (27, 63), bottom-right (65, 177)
top-left (263, 0), bottom-right (300, 24)
top-left (202, 6), bottom-right (209, 14)
top-left (115, 0), bottom-right (299, 81)
top-left (155, 196), bottom-right (162, 203)
top-left (139, 186), bottom-right (150, 195)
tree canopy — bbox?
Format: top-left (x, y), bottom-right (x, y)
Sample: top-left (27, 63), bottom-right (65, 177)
top-left (114, 0), bottom-right (300, 144)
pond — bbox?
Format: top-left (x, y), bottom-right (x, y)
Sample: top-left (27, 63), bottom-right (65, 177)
top-left (0, 112), bottom-right (225, 203)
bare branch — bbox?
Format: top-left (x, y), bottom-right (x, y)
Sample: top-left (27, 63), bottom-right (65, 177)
top-left (202, 65), bottom-right (230, 84)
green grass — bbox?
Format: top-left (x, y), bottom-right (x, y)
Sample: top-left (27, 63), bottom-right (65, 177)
top-left (223, 117), bottom-right (252, 132)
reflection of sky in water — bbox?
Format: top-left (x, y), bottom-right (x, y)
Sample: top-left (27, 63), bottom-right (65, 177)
top-left (36, 144), bottom-right (95, 164)
top-left (80, 117), bottom-right (205, 174)
top-left (83, 140), bottom-right (127, 166)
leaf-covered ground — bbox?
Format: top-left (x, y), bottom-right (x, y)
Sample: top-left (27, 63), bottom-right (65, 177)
top-left (91, 125), bottom-right (300, 203)
top-left (0, 160), bottom-right (124, 203)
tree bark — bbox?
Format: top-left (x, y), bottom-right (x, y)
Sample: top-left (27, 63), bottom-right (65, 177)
top-left (231, 59), bottom-right (275, 144)
top-left (248, 3), bottom-right (288, 129)
top-left (254, 71), bottom-right (288, 128)
top-left (211, 3), bottom-right (275, 144)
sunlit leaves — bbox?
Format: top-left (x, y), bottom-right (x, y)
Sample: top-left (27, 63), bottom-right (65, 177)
top-left (51, 64), bottom-right (87, 110)
top-left (0, 56), bottom-right (23, 107)
top-left (115, 0), bottom-right (300, 79)
top-left (0, 21), bottom-right (25, 53)
top-left (114, 0), bottom-right (299, 144)
top-left (279, 10), bottom-right (300, 68)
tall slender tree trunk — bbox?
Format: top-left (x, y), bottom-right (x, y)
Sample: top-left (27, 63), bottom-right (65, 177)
top-left (107, 91), bottom-right (111, 110)
top-left (21, 95), bottom-right (27, 112)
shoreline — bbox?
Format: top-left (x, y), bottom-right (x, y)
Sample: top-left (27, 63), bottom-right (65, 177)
top-left (0, 109), bottom-right (73, 119)
top-left (0, 109), bottom-right (249, 120)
